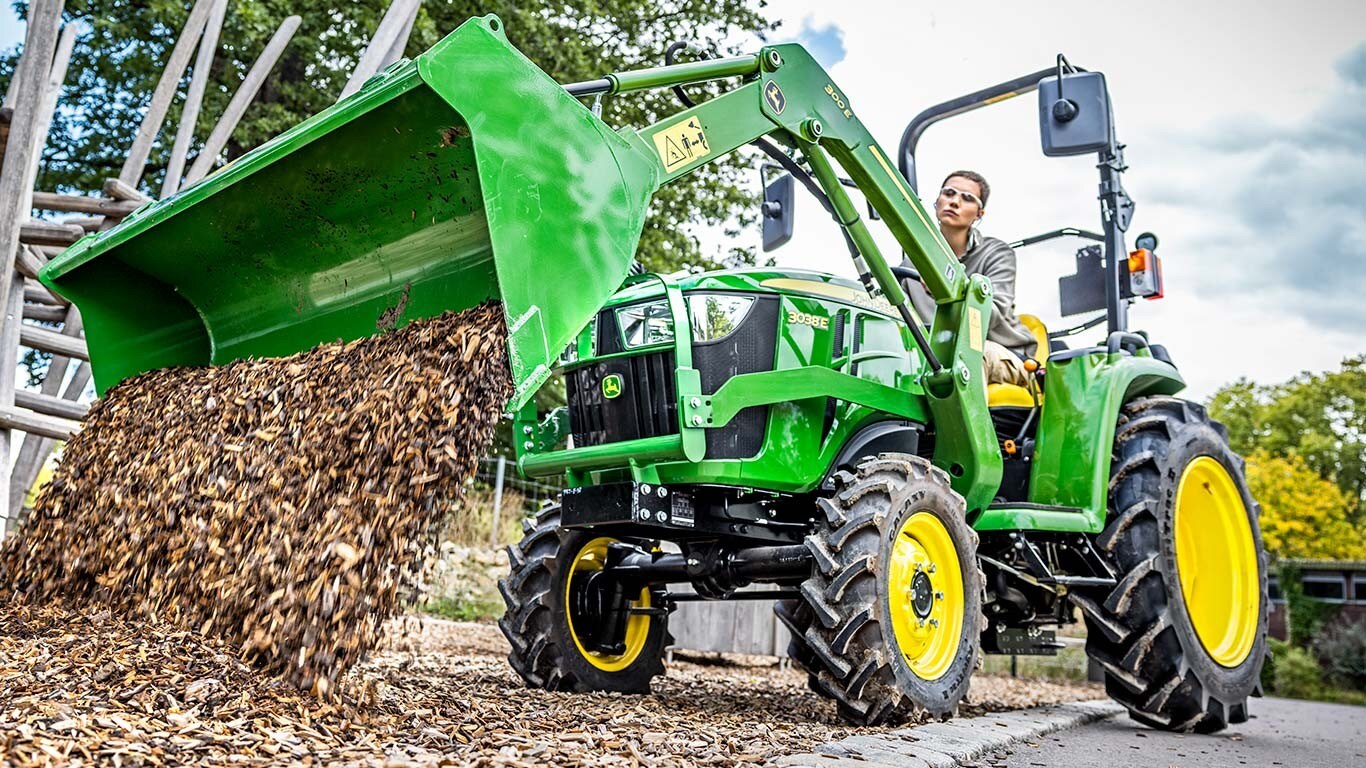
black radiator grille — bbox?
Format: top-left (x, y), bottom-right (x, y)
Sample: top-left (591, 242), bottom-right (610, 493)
top-left (565, 350), bottom-right (677, 447)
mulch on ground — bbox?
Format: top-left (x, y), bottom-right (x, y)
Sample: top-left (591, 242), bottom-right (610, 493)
top-left (1, 607), bottom-right (1100, 767)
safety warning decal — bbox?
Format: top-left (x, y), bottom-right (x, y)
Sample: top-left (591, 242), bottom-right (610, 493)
top-left (652, 114), bottom-right (711, 173)
top-left (967, 307), bottom-right (984, 353)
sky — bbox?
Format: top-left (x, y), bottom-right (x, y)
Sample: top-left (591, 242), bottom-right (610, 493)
top-left (3, 1), bottom-right (1364, 401)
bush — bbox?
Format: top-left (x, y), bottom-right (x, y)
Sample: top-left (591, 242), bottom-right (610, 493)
top-left (1262, 637), bottom-right (1286, 693)
top-left (1273, 643), bottom-right (1324, 700)
top-left (1315, 618), bottom-right (1366, 690)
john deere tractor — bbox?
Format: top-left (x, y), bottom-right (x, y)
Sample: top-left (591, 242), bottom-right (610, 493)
top-left (40, 18), bottom-right (1266, 731)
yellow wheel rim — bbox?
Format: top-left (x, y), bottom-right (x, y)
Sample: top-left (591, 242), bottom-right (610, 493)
top-left (1174, 456), bottom-right (1259, 668)
top-left (887, 511), bottom-right (965, 680)
top-left (565, 537), bottom-right (652, 672)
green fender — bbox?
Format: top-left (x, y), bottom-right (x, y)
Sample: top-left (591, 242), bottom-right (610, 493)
top-left (972, 349), bottom-right (1184, 533)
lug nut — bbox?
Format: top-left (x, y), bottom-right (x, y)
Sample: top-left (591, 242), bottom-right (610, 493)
top-left (929, 618), bottom-right (940, 628)
top-left (928, 564), bottom-right (936, 574)
top-left (935, 591), bottom-right (944, 600)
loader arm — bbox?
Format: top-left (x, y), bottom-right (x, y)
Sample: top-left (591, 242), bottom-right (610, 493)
top-left (591, 43), bottom-right (1002, 509)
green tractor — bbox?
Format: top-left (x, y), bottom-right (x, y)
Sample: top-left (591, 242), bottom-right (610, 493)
top-left (41, 18), bottom-right (1266, 731)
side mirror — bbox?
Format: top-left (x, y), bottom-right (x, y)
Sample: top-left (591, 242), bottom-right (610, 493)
top-left (762, 172), bottom-right (794, 252)
top-left (1038, 71), bottom-right (1113, 157)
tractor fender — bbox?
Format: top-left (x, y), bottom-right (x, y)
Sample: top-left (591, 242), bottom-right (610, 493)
top-left (820, 420), bottom-right (927, 491)
top-left (1024, 351), bottom-right (1184, 530)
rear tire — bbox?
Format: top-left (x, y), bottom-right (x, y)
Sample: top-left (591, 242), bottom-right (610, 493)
top-left (1076, 397), bottom-right (1268, 733)
top-left (499, 505), bottom-right (669, 693)
top-left (794, 454), bottom-right (982, 725)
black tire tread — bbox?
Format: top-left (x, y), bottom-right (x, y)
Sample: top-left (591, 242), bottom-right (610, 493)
top-left (1079, 397), bottom-right (1269, 733)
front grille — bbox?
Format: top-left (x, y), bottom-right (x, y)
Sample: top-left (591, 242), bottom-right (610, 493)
top-left (565, 350), bottom-right (677, 447)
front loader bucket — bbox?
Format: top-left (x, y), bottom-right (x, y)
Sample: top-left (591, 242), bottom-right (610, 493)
top-left (40, 16), bottom-right (658, 409)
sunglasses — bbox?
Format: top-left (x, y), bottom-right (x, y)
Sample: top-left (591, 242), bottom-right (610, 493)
top-left (939, 186), bottom-right (983, 207)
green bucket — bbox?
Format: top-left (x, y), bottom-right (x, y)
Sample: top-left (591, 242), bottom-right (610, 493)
top-left (41, 15), bottom-right (658, 409)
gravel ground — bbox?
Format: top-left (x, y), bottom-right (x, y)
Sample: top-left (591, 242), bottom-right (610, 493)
top-left (2, 602), bottom-right (1100, 767)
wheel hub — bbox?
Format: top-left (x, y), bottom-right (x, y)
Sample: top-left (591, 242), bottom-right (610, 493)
top-left (910, 571), bottom-right (935, 618)
top-left (887, 511), bottom-right (965, 681)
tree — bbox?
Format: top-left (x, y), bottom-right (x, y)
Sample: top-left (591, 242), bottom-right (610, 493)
top-left (1209, 356), bottom-right (1365, 520)
top-left (1244, 450), bottom-right (1366, 561)
top-left (4, 0), bottom-right (777, 271)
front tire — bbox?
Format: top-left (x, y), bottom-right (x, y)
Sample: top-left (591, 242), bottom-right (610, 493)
top-left (1077, 397), bottom-right (1268, 733)
top-left (795, 454), bottom-right (982, 725)
top-left (498, 505), bottom-right (669, 693)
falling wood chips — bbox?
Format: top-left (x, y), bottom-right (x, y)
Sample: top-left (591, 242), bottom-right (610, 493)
top-left (0, 303), bottom-right (513, 696)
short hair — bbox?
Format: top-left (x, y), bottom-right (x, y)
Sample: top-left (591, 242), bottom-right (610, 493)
top-left (941, 170), bottom-right (990, 207)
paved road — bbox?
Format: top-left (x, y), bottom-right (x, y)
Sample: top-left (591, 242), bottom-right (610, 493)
top-left (981, 697), bottom-right (1364, 768)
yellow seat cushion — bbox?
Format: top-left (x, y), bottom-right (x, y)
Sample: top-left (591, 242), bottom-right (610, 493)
top-left (987, 383), bottom-right (1035, 408)
top-left (986, 314), bottom-right (1047, 408)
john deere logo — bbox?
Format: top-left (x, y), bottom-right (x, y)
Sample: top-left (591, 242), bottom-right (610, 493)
top-left (764, 81), bottom-right (786, 114)
top-left (601, 374), bottom-right (624, 399)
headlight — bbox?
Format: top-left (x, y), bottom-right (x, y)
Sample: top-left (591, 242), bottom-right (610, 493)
top-left (616, 300), bottom-right (674, 348)
top-left (689, 294), bottom-right (755, 342)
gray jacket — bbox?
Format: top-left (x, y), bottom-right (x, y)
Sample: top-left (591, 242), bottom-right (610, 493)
top-left (902, 228), bottom-right (1037, 358)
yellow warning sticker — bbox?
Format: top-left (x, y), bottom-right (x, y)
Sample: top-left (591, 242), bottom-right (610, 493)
top-left (652, 114), bottom-right (711, 173)
top-left (967, 307), bottom-right (984, 353)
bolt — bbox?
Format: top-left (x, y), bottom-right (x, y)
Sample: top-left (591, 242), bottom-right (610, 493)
top-left (929, 618), bottom-right (940, 628)
top-left (642, 484), bottom-right (652, 495)
top-left (975, 279), bottom-right (991, 301)
top-left (691, 415), bottom-right (703, 426)
top-left (765, 49), bottom-right (782, 69)
top-left (687, 558), bottom-right (700, 567)
top-left (655, 511), bottom-right (667, 522)
top-left (639, 509), bottom-right (651, 520)
top-left (1014, 540), bottom-right (1025, 550)
top-left (935, 591), bottom-right (944, 600)
top-left (657, 486), bottom-right (667, 498)
top-left (803, 119), bottom-right (823, 140)
top-left (522, 425), bottom-right (533, 435)
top-left (928, 564), bottom-right (936, 574)
top-left (918, 618), bottom-right (925, 627)
top-left (522, 440), bottom-right (533, 450)
top-left (913, 563), bottom-right (922, 573)
top-left (690, 397), bottom-right (701, 409)
top-left (958, 365), bottom-right (971, 384)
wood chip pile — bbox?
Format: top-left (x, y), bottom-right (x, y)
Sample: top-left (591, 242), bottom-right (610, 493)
top-left (0, 608), bottom-right (1101, 767)
top-left (0, 303), bottom-right (512, 696)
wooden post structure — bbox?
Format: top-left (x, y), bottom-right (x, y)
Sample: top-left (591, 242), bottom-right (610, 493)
top-left (338, 0), bottom-right (420, 100)
top-left (118, 0), bottom-right (215, 190)
top-left (1, 3), bottom-right (304, 531)
top-left (160, 0), bottom-right (228, 198)
top-left (0, 0), bottom-right (65, 539)
top-left (184, 15), bottom-right (300, 185)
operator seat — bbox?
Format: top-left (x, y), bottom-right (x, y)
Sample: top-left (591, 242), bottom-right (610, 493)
top-left (985, 314), bottom-right (1048, 408)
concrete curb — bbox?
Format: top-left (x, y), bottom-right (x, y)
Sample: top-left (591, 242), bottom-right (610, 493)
top-left (771, 699), bottom-right (1126, 768)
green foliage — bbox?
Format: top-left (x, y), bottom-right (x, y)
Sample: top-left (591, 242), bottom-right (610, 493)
top-left (5, 0), bottom-right (776, 271)
top-left (1209, 356), bottom-right (1366, 520)
top-left (1245, 451), bottom-right (1366, 560)
top-left (1272, 641), bottom-right (1326, 700)
top-left (1315, 617), bottom-right (1366, 690)
top-left (1261, 636), bottom-right (1285, 694)
top-left (420, 594), bottom-right (502, 622)
top-left (1278, 563), bottom-right (1342, 647)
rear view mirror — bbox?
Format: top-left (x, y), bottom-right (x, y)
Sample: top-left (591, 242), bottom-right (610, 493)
top-left (1038, 71), bottom-right (1113, 157)
top-left (762, 172), bottom-right (794, 251)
